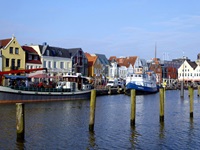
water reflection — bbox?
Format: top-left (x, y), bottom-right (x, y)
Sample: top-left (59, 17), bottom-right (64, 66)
top-left (87, 131), bottom-right (98, 150)
top-left (129, 126), bottom-right (140, 149)
top-left (16, 141), bottom-right (24, 150)
top-left (1, 91), bottom-right (200, 149)
top-left (159, 122), bottom-right (165, 139)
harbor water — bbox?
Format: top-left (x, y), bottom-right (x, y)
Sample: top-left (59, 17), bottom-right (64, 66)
top-left (1, 90), bottom-right (200, 149)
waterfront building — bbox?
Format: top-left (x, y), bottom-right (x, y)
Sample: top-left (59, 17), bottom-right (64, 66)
top-left (0, 36), bottom-right (26, 72)
top-left (67, 48), bottom-right (88, 76)
top-left (178, 59), bottom-right (200, 83)
top-left (108, 56), bottom-right (145, 79)
top-left (85, 52), bottom-right (102, 85)
top-left (0, 49), bottom-right (2, 72)
top-left (161, 60), bottom-right (180, 85)
top-left (108, 57), bottom-right (118, 79)
top-left (149, 58), bottom-right (162, 84)
top-left (92, 53), bottom-right (110, 78)
top-left (30, 43), bottom-right (72, 77)
top-left (21, 46), bottom-right (43, 80)
top-left (0, 36), bottom-right (26, 85)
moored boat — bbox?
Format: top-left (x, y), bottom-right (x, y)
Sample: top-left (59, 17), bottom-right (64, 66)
top-left (125, 71), bottom-right (159, 95)
top-left (0, 69), bottom-right (92, 103)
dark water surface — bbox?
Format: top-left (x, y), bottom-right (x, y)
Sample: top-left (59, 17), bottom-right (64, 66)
top-left (1, 90), bottom-right (200, 149)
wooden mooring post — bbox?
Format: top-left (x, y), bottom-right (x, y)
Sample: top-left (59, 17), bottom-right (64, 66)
top-left (16, 103), bottom-right (25, 142)
top-left (159, 88), bottom-right (164, 122)
top-left (130, 89), bottom-right (136, 126)
top-left (89, 90), bottom-right (97, 132)
top-left (189, 87), bottom-right (194, 118)
top-left (180, 81), bottom-right (184, 98)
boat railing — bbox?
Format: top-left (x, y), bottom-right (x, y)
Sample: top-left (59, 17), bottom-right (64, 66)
top-left (10, 86), bottom-right (72, 92)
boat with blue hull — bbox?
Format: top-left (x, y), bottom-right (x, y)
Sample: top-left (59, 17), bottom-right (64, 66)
top-left (125, 71), bottom-right (159, 95)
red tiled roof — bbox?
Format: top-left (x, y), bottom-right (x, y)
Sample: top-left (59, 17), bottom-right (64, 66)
top-left (110, 56), bottom-right (137, 67)
top-left (0, 38), bottom-right (12, 47)
top-left (109, 56), bottom-right (117, 61)
top-left (22, 46), bottom-right (38, 54)
top-left (26, 60), bottom-right (42, 64)
top-left (85, 52), bottom-right (97, 67)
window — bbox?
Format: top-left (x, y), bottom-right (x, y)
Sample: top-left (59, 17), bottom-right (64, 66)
top-left (15, 48), bottom-right (19, 54)
top-left (34, 55), bottom-right (38, 60)
top-left (48, 61), bottom-right (51, 68)
top-left (46, 50), bottom-right (49, 56)
top-left (60, 62), bottom-right (64, 69)
top-left (6, 58), bottom-right (9, 67)
top-left (9, 47), bottom-right (13, 54)
top-left (28, 55), bottom-right (32, 60)
top-left (54, 62), bottom-right (57, 68)
top-left (44, 61), bottom-right (46, 67)
top-left (17, 59), bottom-right (20, 67)
top-left (11, 59), bottom-right (15, 67)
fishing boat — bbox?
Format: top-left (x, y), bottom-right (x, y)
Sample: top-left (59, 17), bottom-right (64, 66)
top-left (125, 71), bottom-right (159, 95)
top-left (0, 68), bottom-right (92, 103)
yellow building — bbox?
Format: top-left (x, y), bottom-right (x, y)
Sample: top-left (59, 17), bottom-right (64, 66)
top-left (0, 36), bottom-right (25, 72)
top-left (85, 52), bottom-right (103, 85)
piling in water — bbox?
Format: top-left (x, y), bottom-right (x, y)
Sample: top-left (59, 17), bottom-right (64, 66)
top-left (189, 87), bottom-right (194, 118)
top-left (89, 90), bottom-right (96, 131)
top-left (130, 89), bottom-right (136, 126)
top-left (198, 85), bottom-right (200, 97)
top-left (16, 103), bottom-right (25, 142)
top-left (159, 88), bottom-right (164, 122)
top-left (180, 81), bottom-right (184, 98)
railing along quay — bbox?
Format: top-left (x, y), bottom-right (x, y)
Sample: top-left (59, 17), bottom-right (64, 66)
top-left (95, 85), bottom-right (125, 96)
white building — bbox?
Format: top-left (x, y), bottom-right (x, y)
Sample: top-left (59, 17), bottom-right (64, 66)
top-left (178, 60), bottom-right (200, 82)
top-left (30, 44), bottom-right (72, 77)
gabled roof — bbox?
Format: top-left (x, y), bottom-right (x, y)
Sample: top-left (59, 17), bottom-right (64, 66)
top-left (94, 53), bottom-right (109, 65)
top-left (38, 45), bottom-right (71, 58)
top-left (67, 48), bottom-right (83, 57)
top-left (123, 56), bottom-right (137, 68)
top-left (0, 38), bottom-right (12, 48)
top-left (186, 60), bottom-right (197, 69)
top-left (22, 46), bottom-right (38, 54)
top-left (109, 56), bottom-right (117, 61)
top-left (108, 56), bottom-right (138, 67)
top-left (85, 52), bottom-right (97, 67)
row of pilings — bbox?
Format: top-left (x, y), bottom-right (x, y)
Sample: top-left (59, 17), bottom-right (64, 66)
top-left (15, 86), bottom-right (198, 142)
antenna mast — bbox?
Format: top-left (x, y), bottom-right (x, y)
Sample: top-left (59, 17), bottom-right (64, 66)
top-left (155, 42), bottom-right (157, 59)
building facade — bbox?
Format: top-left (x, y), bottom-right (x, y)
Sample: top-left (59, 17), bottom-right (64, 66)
top-left (0, 36), bottom-right (26, 72)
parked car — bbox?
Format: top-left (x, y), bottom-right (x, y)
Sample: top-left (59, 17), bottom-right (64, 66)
top-left (106, 80), bottom-right (118, 88)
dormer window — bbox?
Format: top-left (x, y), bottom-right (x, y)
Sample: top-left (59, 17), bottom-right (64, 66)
top-left (58, 51), bottom-right (62, 56)
top-left (46, 50), bottom-right (49, 56)
top-left (34, 55), bottom-right (38, 60)
top-left (28, 54), bottom-right (32, 60)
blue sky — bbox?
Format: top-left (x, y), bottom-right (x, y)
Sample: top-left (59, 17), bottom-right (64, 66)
top-left (1, 0), bottom-right (200, 61)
